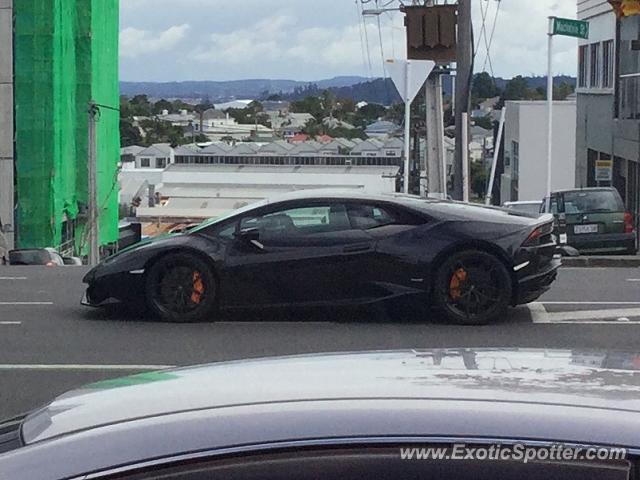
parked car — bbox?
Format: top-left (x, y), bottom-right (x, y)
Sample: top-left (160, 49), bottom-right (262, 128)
top-left (0, 349), bottom-right (638, 480)
top-left (8, 248), bottom-right (65, 266)
top-left (541, 188), bottom-right (637, 255)
top-left (83, 190), bottom-right (560, 325)
top-left (502, 200), bottom-right (543, 217)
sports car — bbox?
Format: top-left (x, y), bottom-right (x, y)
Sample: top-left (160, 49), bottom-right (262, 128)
top-left (82, 191), bottom-right (560, 324)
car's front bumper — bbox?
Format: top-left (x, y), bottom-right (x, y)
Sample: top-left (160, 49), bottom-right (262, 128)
top-left (81, 272), bottom-right (145, 307)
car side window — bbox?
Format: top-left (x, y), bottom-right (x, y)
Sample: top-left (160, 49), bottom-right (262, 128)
top-left (346, 203), bottom-right (400, 230)
top-left (240, 203), bottom-right (351, 241)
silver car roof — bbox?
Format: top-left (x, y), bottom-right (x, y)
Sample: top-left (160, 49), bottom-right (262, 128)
top-left (20, 348), bottom-right (640, 444)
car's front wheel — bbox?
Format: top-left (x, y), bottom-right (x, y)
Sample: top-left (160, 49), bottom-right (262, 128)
top-left (433, 250), bottom-right (512, 325)
top-left (145, 252), bottom-right (217, 322)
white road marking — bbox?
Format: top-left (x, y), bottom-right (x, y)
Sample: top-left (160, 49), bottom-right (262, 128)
top-left (0, 364), bottom-right (172, 371)
top-left (627, 279), bottom-right (640, 282)
top-left (0, 321), bottom-right (21, 325)
top-left (532, 307), bottom-right (640, 324)
top-left (0, 277), bottom-right (27, 280)
top-left (0, 302), bottom-right (54, 305)
top-left (542, 301), bottom-right (640, 306)
top-left (527, 302), bottom-right (549, 323)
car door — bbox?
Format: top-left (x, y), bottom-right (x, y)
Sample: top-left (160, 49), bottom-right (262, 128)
top-left (221, 201), bottom-right (374, 307)
top-left (341, 201), bottom-right (427, 301)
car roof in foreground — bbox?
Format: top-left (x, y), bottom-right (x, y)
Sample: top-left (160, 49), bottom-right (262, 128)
top-left (20, 348), bottom-right (640, 445)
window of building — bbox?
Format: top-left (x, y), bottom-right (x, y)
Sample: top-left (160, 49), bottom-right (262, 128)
top-left (578, 45), bottom-right (589, 88)
top-left (156, 158), bottom-right (166, 169)
top-left (602, 40), bottom-right (614, 89)
top-left (511, 141), bottom-right (519, 180)
top-left (140, 158), bottom-right (150, 167)
top-left (590, 42), bottom-right (601, 88)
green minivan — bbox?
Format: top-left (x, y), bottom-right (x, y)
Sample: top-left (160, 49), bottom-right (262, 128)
top-left (541, 188), bottom-right (637, 255)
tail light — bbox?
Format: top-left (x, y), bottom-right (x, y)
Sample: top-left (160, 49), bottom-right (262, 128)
top-left (523, 223), bottom-right (553, 247)
top-left (45, 261), bottom-right (56, 267)
top-left (624, 212), bottom-right (634, 234)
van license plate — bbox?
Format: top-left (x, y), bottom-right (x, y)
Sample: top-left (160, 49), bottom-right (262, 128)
top-left (574, 224), bottom-right (598, 234)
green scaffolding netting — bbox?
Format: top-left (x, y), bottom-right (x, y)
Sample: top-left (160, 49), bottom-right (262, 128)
top-left (14, 0), bottom-right (120, 252)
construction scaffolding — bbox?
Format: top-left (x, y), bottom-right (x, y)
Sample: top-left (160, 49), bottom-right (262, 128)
top-left (13, 0), bottom-right (120, 253)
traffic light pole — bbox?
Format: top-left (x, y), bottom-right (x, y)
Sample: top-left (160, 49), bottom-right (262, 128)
top-left (453, 0), bottom-right (472, 201)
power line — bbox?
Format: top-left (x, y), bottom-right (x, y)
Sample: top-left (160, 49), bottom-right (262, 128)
top-left (355, 0), bottom-right (372, 77)
top-left (482, 0), bottom-right (502, 74)
top-left (359, 0), bottom-right (374, 78)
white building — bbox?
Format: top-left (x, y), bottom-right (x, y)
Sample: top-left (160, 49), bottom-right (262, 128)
top-left (133, 164), bottom-right (400, 221)
top-left (501, 101), bottom-right (577, 203)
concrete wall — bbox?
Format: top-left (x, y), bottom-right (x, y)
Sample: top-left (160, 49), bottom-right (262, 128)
top-left (0, 0), bottom-right (13, 248)
top-left (504, 102), bottom-right (577, 202)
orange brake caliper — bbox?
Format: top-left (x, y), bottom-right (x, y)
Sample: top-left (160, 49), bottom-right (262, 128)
top-left (191, 271), bottom-right (205, 304)
top-left (449, 268), bottom-right (468, 300)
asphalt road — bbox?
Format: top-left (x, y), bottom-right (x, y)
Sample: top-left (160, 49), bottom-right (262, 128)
top-left (1, 264), bottom-right (640, 419)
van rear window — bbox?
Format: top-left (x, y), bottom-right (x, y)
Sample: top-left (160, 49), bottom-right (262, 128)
top-left (562, 190), bottom-right (624, 214)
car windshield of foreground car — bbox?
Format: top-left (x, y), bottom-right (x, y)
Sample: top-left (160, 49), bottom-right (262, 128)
top-left (563, 190), bottom-right (625, 214)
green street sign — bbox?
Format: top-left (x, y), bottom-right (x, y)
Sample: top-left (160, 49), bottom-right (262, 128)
top-left (552, 17), bottom-right (589, 39)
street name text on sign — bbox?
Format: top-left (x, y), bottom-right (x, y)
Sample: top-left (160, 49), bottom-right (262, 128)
top-left (552, 17), bottom-right (590, 40)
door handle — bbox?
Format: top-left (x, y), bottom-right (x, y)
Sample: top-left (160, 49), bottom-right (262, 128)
top-left (343, 243), bottom-right (373, 254)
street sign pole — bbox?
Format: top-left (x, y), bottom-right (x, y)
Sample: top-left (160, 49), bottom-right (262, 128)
top-left (546, 16), bottom-right (554, 212)
top-left (404, 60), bottom-right (412, 194)
top-left (386, 59), bottom-right (435, 195)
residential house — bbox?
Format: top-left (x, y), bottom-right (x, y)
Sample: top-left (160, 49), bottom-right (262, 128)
top-left (120, 145), bottom-right (145, 164)
top-left (275, 113), bottom-right (316, 139)
top-left (365, 120), bottom-right (400, 138)
top-left (135, 143), bottom-right (175, 169)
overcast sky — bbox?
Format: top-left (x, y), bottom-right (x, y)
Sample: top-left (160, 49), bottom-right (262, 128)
top-left (119, 0), bottom-right (578, 82)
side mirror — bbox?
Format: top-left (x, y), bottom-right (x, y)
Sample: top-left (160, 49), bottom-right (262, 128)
top-left (235, 227), bottom-right (260, 242)
top-left (234, 227), bottom-right (263, 249)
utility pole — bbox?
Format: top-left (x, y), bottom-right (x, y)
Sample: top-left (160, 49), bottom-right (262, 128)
top-left (88, 102), bottom-right (100, 266)
top-left (424, 72), bottom-right (446, 195)
top-left (453, 0), bottom-right (472, 201)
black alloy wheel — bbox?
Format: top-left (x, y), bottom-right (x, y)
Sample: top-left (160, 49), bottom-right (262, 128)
top-left (434, 250), bottom-right (512, 325)
top-left (145, 253), bottom-right (217, 322)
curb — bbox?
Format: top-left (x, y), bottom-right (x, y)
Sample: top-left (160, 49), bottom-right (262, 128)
top-left (561, 256), bottom-right (640, 268)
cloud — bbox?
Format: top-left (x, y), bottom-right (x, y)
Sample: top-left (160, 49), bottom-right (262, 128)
top-left (119, 1), bottom-right (582, 81)
top-left (189, 12), bottom-right (405, 78)
top-left (120, 24), bottom-right (190, 59)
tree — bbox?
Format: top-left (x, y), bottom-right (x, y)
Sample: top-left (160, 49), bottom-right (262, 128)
top-left (554, 81), bottom-right (575, 100)
top-left (129, 94), bottom-right (153, 116)
top-left (502, 76), bottom-right (529, 101)
top-left (120, 119), bottom-right (142, 147)
top-left (290, 96), bottom-right (325, 119)
top-left (153, 99), bottom-right (173, 115)
top-left (472, 72), bottom-right (501, 99)
top-left (474, 115), bottom-right (494, 130)
top-left (470, 161), bottom-right (489, 198)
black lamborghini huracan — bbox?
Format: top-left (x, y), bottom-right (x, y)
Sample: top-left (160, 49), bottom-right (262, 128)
top-left (83, 191), bottom-right (560, 325)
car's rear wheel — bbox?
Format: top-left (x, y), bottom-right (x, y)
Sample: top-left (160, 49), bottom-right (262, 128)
top-left (145, 253), bottom-right (217, 322)
top-left (434, 250), bottom-right (512, 325)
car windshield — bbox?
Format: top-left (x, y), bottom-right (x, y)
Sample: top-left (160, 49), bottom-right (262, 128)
top-left (506, 203), bottom-right (542, 216)
top-left (3, 2), bottom-right (640, 478)
top-left (563, 190), bottom-right (624, 213)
